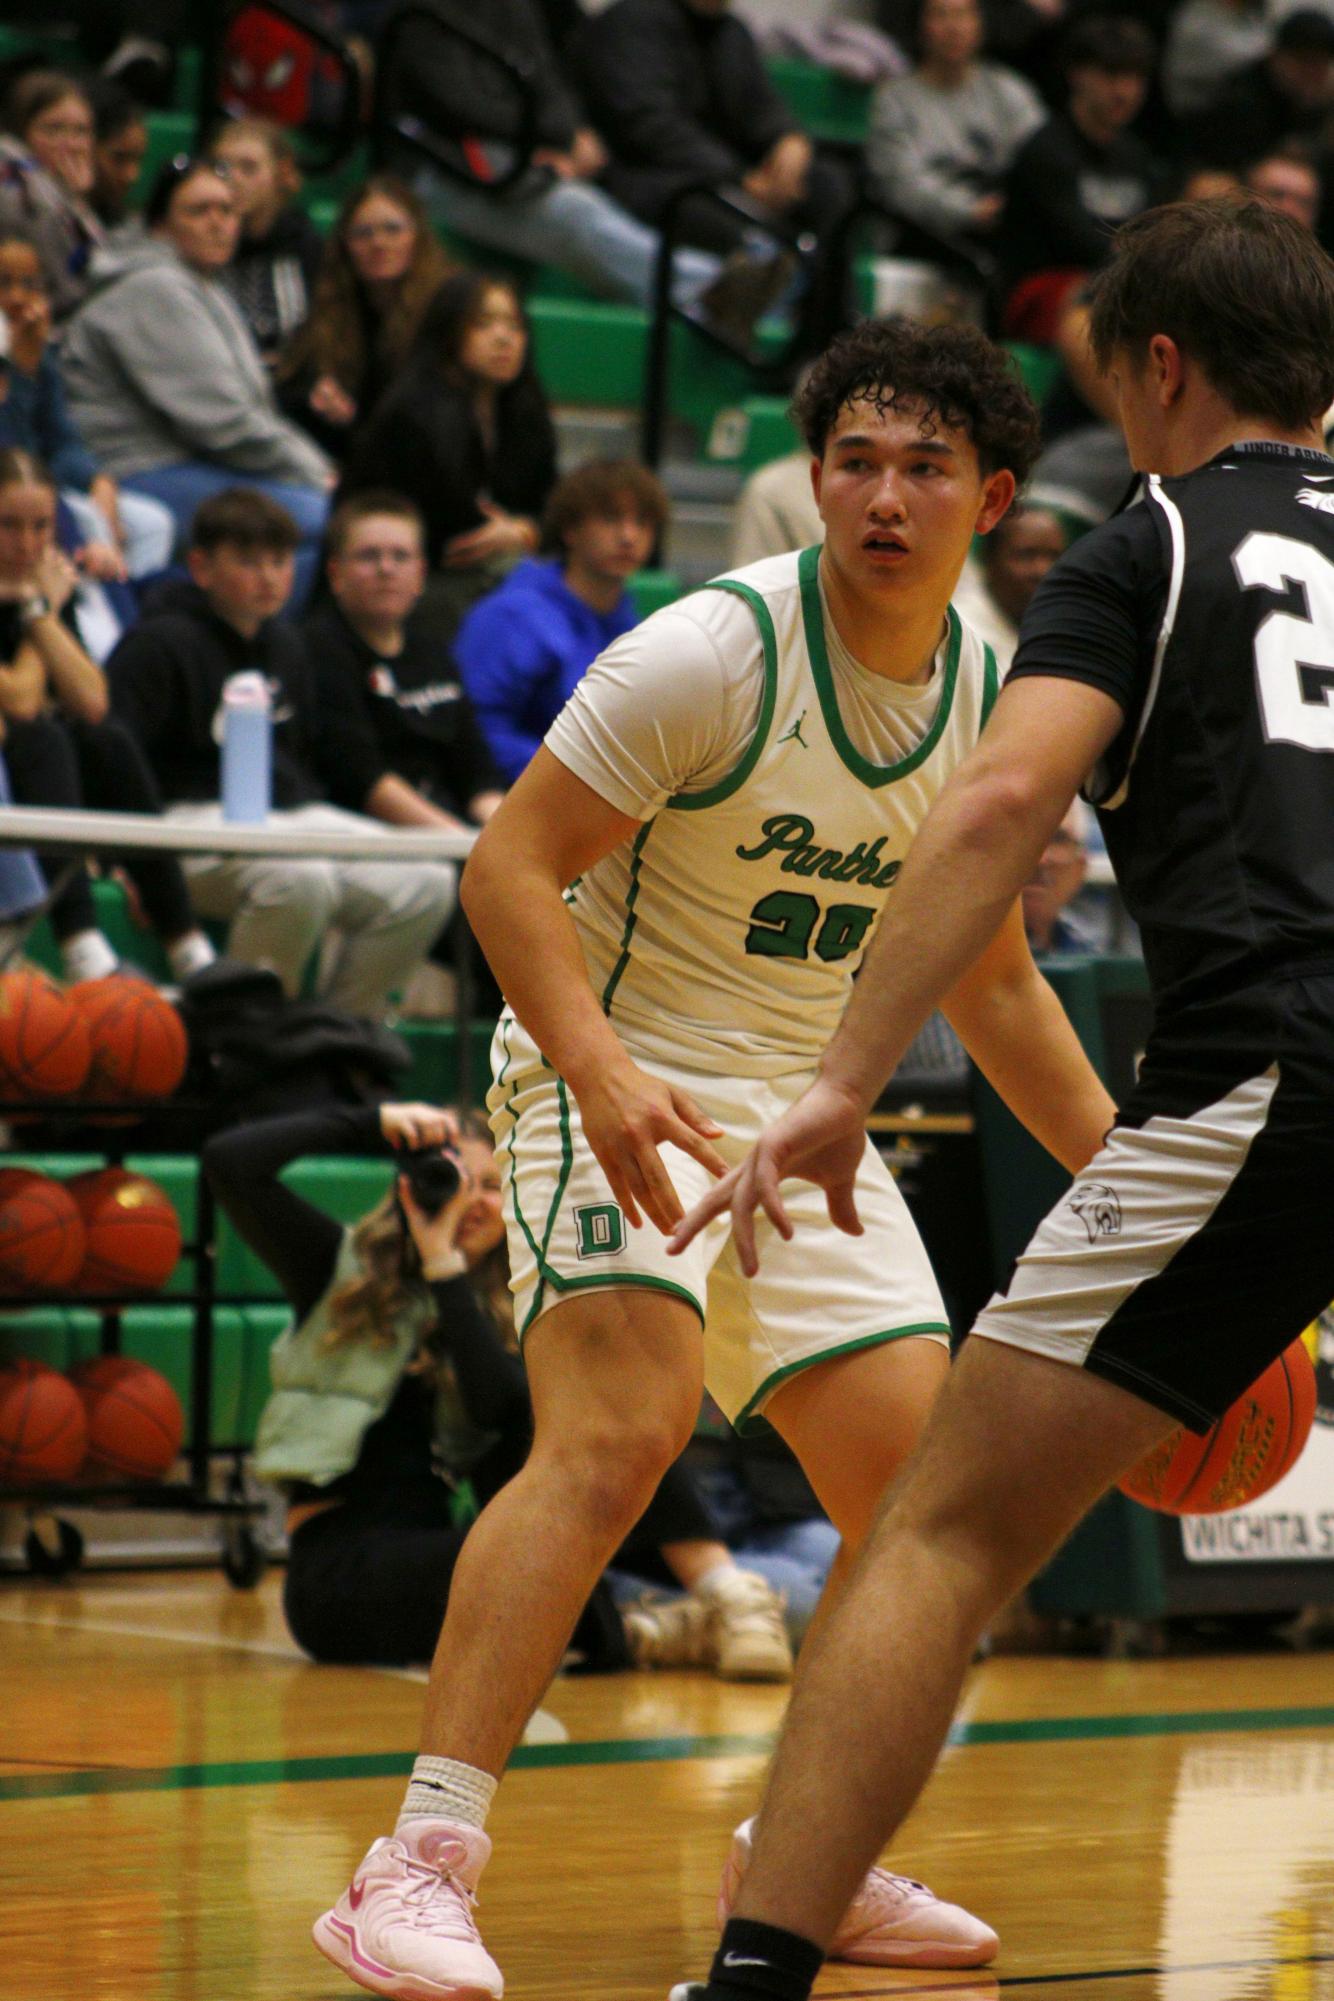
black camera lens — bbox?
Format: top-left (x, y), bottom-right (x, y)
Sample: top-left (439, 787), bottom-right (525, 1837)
top-left (402, 1145), bottom-right (462, 1218)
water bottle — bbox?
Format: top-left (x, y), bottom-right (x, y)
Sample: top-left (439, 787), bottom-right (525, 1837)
top-left (220, 671), bottom-right (272, 824)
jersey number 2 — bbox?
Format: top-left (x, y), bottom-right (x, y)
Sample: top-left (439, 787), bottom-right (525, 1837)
top-left (744, 891), bottom-right (876, 962)
top-left (1234, 531), bottom-right (1334, 752)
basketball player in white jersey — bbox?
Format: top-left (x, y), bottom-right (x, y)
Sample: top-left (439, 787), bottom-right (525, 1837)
top-left (314, 319), bottom-right (1118, 2001)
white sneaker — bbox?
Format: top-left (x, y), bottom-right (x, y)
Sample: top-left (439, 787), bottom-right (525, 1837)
top-left (697, 1569), bottom-right (793, 1682)
top-left (313, 1817), bottom-right (504, 1999)
top-left (622, 1591), bottom-right (714, 1669)
top-left (718, 1816), bottom-right (998, 1968)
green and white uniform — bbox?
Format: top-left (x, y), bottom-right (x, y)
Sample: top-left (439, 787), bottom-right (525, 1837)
top-left (489, 544), bottom-right (999, 1426)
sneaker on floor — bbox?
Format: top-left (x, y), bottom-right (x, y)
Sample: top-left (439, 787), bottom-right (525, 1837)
top-left (667, 1986), bottom-right (708, 1999)
top-left (697, 1569), bottom-right (793, 1682)
top-left (313, 1817), bottom-right (503, 1999)
top-left (623, 1591), bottom-right (713, 1669)
top-left (718, 1816), bottom-right (998, 1968)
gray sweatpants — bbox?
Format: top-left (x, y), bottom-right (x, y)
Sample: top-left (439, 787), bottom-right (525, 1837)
top-left (166, 803), bottom-right (456, 1018)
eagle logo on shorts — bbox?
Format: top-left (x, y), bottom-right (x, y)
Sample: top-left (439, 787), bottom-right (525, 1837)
top-left (1069, 1182), bottom-right (1122, 1241)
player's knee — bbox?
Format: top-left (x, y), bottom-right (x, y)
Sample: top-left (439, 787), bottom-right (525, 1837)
top-left (540, 1419), bottom-right (680, 1535)
top-left (247, 861), bottom-right (339, 922)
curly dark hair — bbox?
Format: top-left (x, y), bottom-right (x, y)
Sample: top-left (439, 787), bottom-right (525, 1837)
top-left (791, 319), bottom-right (1042, 486)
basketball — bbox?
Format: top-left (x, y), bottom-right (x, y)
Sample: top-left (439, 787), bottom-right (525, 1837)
top-left (67, 1168), bottom-right (182, 1294)
top-left (0, 1168), bottom-right (87, 1292)
top-left (1118, 1336), bottom-right (1317, 1515)
top-left (70, 976), bottom-right (188, 1102)
top-left (70, 1356), bottom-right (184, 1481)
top-left (0, 1357), bottom-right (87, 1484)
top-left (0, 968), bottom-right (91, 1099)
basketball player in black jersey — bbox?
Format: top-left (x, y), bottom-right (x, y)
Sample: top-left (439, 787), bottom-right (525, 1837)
top-left (668, 198), bottom-right (1334, 2001)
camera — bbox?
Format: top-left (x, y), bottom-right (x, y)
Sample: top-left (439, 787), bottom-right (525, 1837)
top-left (401, 1144), bottom-right (462, 1218)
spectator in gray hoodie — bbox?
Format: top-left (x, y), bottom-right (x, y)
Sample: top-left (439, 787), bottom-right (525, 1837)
top-left (867, 0), bottom-right (1044, 253)
top-left (61, 158), bottom-right (333, 608)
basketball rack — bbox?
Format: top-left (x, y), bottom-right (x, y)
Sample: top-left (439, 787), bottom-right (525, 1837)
top-left (0, 808), bottom-right (477, 1582)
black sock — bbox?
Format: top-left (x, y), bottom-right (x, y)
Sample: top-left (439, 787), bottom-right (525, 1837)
top-left (702, 1917), bottom-right (824, 1999)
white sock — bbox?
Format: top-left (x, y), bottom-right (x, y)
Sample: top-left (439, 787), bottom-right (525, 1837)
top-left (60, 929), bottom-right (118, 984)
top-left (166, 930), bottom-right (215, 980)
top-left (397, 1755), bottom-right (498, 1832)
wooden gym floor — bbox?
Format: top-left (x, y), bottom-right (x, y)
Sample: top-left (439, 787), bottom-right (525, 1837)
top-left (1, 1568), bottom-right (1332, 2001)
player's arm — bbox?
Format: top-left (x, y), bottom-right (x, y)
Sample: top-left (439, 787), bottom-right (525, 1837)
top-left (940, 902), bottom-right (1115, 1174)
top-left (460, 747), bottom-right (726, 1234)
top-left (671, 673), bottom-right (1124, 1271)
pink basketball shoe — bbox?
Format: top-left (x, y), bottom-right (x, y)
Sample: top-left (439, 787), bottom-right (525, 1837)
top-left (313, 1817), bottom-right (504, 1999)
top-left (718, 1816), bottom-right (999, 1968)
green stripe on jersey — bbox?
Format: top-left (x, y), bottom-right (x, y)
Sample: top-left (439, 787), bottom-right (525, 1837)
top-left (799, 543), bottom-right (961, 787)
top-left (668, 577), bottom-right (780, 812)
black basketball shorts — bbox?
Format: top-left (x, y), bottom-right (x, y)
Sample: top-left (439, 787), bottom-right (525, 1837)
top-left (974, 971), bottom-right (1334, 1432)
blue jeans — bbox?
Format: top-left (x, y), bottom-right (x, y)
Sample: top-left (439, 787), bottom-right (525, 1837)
top-left (0, 752), bottom-right (45, 923)
top-left (121, 464), bottom-right (331, 610)
top-left (416, 166), bottom-right (719, 310)
top-left (608, 1514), bottom-right (839, 1646)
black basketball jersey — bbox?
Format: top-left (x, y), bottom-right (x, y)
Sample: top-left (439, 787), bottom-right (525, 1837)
top-left (1010, 441), bottom-right (1334, 1013)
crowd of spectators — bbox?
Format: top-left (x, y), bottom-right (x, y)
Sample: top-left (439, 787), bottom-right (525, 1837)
top-left (0, 0), bottom-right (1208, 1672)
top-left (0, 0), bottom-right (1249, 1024)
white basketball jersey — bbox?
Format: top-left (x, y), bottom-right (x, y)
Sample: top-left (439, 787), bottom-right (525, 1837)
top-left (565, 545), bottom-right (998, 1079)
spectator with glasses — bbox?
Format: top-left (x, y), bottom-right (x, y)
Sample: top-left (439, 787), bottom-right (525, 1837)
top-left (277, 176), bottom-right (454, 464)
top-left (0, 72), bottom-right (104, 324)
top-left (61, 157), bottom-right (334, 609)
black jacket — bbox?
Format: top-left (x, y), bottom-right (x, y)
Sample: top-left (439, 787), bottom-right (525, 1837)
top-left (380, 0), bottom-right (582, 159)
top-left (998, 112), bottom-right (1162, 288)
top-left (340, 367), bottom-right (557, 564)
top-left (106, 581), bottom-right (333, 809)
top-left (226, 202), bottom-right (325, 362)
top-left (570, 0), bottom-right (799, 225)
top-left (302, 599), bottom-right (501, 815)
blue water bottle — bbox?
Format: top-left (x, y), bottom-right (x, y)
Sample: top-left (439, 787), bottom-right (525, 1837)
top-left (220, 671), bottom-right (272, 824)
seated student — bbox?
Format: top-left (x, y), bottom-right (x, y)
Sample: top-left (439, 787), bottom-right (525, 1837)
top-left (87, 81), bottom-right (149, 233)
top-left (949, 502), bottom-right (1067, 676)
top-left (729, 447), bottom-right (824, 567)
top-left (275, 175), bottom-right (455, 465)
top-left (340, 269), bottom-right (558, 644)
top-left (0, 448), bottom-right (214, 985)
top-left (204, 1099), bottom-right (795, 1679)
top-left (0, 72), bottom-right (103, 324)
top-left (307, 491), bottom-right (504, 835)
top-left (1021, 799), bottom-right (1103, 956)
top-left (454, 459), bottom-right (667, 787)
top-left (61, 159), bottom-right (334, 609)
top-left (0, 225), bottom-right (174, 590)
top-left (867, 0), bottom-right (1044, 255)
top-left (106, 488), bottom-right (455, 1017)
top-left (210, 118), bottom-right (325, 366)
top-left (996, 16), bottom-right (1161, 343)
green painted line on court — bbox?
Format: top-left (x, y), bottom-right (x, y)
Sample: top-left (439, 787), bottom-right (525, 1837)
top-left (2, 1703), bottom-right (1332, 1804)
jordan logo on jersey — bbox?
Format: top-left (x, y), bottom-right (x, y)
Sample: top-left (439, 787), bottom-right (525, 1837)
top-left (777, 712), bottom-right (809, 749)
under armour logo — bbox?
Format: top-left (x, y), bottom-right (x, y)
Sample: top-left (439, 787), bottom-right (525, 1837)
top-left (1070, 1182), bottom-right (1122, 1240)
top-left (778, 712), bottom-right (809, 749)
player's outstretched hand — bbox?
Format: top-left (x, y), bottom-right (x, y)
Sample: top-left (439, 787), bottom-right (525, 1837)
top-left (575, 1060), bottom-right (727, 1235)
top-left (668, 1076), bottom-right (867, 1276)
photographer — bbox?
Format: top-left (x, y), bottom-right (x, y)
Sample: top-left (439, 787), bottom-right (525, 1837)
top-left (204, 1101), bottom-right (795, 1676)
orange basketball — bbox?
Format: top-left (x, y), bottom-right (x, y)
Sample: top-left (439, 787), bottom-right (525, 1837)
top-left (70, 1355), bottom-right (183, 1480)
top-left (70, 976), bottom-right (188, 1102)
top-left (0, 1168), bottom-right (86, 1292)
top-left (0, 968), bottom-right (91, 1099)
top-left (1119, 1337), bottom-right (1317, 1514)
top-left (67, 1168), bottom-right (182, 1294)
top-left (0, 1357), bottom-right (87, 1483)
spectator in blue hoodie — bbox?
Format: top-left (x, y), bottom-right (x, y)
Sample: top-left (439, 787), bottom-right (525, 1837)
top-left (454, 459), bottom-right (668, 787)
